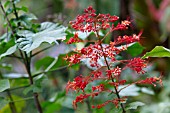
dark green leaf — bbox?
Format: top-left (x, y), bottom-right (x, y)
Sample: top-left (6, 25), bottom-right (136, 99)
top-left (142, 46), bottom-right (170, 59)
top-left (35, 56), bottom-right (55, 70)
top-left (0, 79), bottom-right (10, 92)
top-left (126, 101), bottom-right (145, 110)
top-left (6, 7), bottom-right (13, 15)
top-left (127, 42), bottom-right (145, 57)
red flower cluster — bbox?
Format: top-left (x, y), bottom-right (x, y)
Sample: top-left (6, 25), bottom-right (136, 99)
top-left (65, 6), bottom-right (162, 110)
top-left (67, 32), bottom-right (82, 44)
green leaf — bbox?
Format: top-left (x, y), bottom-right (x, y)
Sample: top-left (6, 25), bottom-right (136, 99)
top-left (0, 45), bottom-right (17, 59)
top-left (0, 79), bottom-right (10, 92)
top-left (118, 84), bottom-right (140, 96)
top-left (0, 97), bottom-right (9, 109)
top-left (6, 7), bottom-right (13, 15)
top-left (17, 22), bottom-right (67, 53)
top-left (142, 46), bottom-right (170, 59)
top-left (126, 101), bottom-right (145, 110)
top-left (35, 56), bottom-right (55, 70)
top-left (0, 32), bottom-right (12, 41)
top-left (4, 1), bottom-right (10, 8)
top-left (16, 6), bottom-right (28, 12)
top-left (127, 42), bottom-right (145, 57)
top-left (141, 87), bottom-right (154, 95)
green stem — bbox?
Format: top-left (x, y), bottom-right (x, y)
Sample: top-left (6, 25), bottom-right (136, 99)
top-left (24, 52), bottom-right (43, 113)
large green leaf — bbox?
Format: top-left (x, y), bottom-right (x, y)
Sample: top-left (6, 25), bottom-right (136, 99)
top-left (17, 22), bottom-right (67, 53)
top-left (0, 79), bottom-right (10, 92)
top-left (126, 101), bottom-right (145, 110)
top-left (142, 46), bottom-right (170, 59)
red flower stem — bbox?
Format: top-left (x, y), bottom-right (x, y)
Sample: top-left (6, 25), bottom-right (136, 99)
top-left (96, 31), bottom-right (126, 113)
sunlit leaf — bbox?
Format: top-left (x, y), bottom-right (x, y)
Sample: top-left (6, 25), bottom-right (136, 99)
top-left (142, 46), bottom-right (170, 59)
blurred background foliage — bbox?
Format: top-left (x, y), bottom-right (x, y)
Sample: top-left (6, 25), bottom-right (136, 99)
top-left (0, 0), bottom-right (170, 113)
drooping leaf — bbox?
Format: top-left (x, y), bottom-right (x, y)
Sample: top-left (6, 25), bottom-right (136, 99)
top-left (0, 79), bottom-right (10, 92)
top-left (127, 42), bottom-right (145, 57)
top-left (142, 46), bottom-right (170, 59)
top-left (0, 45), bottom-right (17, 59)
top-left (126, 101), bottom-right (145, 110)
top-left (17, 22), bottom-right (67, 53)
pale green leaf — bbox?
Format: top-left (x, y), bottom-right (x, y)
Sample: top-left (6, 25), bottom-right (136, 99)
top-left (17, 22), bottom-right (67, 53)
top-left (126, 101), bottom-right (145, 110)
top-left (0, 45), bottom-right (17, 59)
top-left (0, 98), bottom-right (9, 109)
top-left (118, 84), bottom-right (140, 96)
top-left (141, 87), bottom-right (154, 95)
top-left (0, 79), bottom-right (10, 92)
top-left (142, 46), bottom-right (170, 59)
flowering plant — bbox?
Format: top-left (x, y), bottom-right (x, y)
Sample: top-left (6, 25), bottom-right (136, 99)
top-left (65, 6), bottom-right (162, 112)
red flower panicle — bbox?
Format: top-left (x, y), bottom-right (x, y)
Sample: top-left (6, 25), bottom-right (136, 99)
top-left (65, 6), bottom-right (162, 110)
top-left (126, 58), bottom-right (147, 74)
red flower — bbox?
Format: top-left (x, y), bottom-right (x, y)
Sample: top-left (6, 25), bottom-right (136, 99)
top-left (126, 58), bottom-right (147, 74)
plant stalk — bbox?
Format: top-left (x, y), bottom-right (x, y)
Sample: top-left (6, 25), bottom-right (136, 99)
top-left (6, 90), bottom-right (18, 113)
top-left (10, 1), bottom-right (43, 112)
top-left (96, 31), bottom-right (126, 113)
top-left (24, 52), bottom-right (43, 113)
